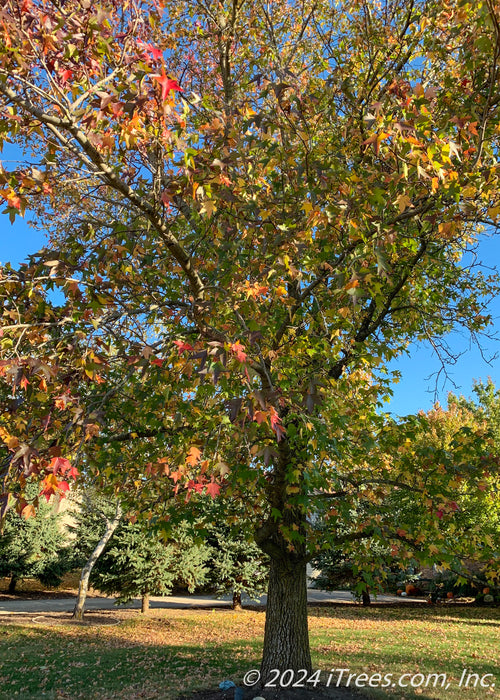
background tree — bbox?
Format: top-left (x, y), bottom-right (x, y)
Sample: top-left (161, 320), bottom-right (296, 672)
top-left (202, 501), bottom-right (269, 610)
top-left (311, 513), bottom-right (397, 606)
top-left (427, 387), bottom-right (500, 589)
top-left (310, 394), bottom-right (500, 604)
top-left (0, 491), bottom-right (70, 593)
top-left (69, 491), bottom-right (123, 620)
top-left (311, 541), bottom-right (392, 606)
top-left (88, 520), bottom-right (211, 613)
top-left (1, 0), bottom-right (500, 679)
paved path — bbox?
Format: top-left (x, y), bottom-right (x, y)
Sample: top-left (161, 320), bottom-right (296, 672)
top-left (0, 589), bottom-right (424, 614)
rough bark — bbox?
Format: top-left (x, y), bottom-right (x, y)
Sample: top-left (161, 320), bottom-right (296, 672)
top-left (362, 590), bottom-right (371, 606)
top-left (72, 501), bottom-right (122, 620)
top-left (255, 429), bottom-right (313, 682)
top-left (141, 593), bottom-right (150, 614)
top-left (261, 555), bottom-right (312, 682)
top-left (8, 574), bottom-right (18, 594)
top-left (232, 590), bottom-right (242, 610)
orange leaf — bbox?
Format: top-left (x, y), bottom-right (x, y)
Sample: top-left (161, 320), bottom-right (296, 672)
top-left (21, 504), bottom-right (36, 519)
top-left (231, 341), bottom-right (247, 363)
top-left (186, 446), bottom-right (201, 466)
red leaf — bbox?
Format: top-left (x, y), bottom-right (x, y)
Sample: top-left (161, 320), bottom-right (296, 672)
top-left (173, 339), bottom-right (194, 354)
top-left (49, 456), bottom-right (71, 474)
top-left (205, 479), bottom-right (220, 498)
top-left (254, 410), bottom-right (267, 425)
top-left (151, 357), bottom-right (164, 367)
top-left (149, 45), bottom-right (163, 61)
top-left (138, 41), bottom-right (163, 63)
top-left (58, 480), bottom-right (70, 494)
top-left (152, 68), bottom-right (184, 101)
top-left (231, 341), bottom-right (247, 363)
top-left (60, 69), bottom-right (73, 83)
top-left (269, 407), bottom-right (286, 441)
top-left (49, 456), bottom-right (79, 480)
top-left (436, 509), bottom-right (444, 519)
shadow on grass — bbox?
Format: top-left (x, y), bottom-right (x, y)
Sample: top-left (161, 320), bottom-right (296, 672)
top-left (0, 621), bottom-right (262, 700)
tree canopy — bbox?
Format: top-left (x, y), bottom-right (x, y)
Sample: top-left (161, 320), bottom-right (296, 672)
top-left (1, 0), bottom-right (500, 678)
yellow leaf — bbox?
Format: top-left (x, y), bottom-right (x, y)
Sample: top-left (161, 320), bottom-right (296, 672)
top-left (0, 428), bottom-right (19, 450)
top-left (394, 193), bottom-right (413, 213)
top-left (21, 504), bottom-right (36, 519)
top-left (200, 199), bottom-right (216, 217)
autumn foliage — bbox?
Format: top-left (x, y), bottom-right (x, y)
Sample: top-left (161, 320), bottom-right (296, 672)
top-left (1, 0), bottom-right (500, 676)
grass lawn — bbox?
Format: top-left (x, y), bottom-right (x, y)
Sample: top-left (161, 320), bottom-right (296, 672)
top-left (0, 605), bottom-right (498, 700)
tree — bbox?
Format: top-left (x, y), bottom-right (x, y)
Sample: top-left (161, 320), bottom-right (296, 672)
top-left (1, 0), bottom-right (500, 680)
top-left (312, 544), bottom-right (385, 605)
top-left (311, 517), bottom-right (396, 605)
top-left (70, 493), bottom-right (123, 620)
top-left (0, 491), bottom-right (69, 593)
top-left (203, 501), bottom-right (269, 610)
top-left (89, 520), bottom-right (211, 613)
top-left (311, 396), bottom-right (500, 603)
top-left (429, 386), bottom-right (500, 588)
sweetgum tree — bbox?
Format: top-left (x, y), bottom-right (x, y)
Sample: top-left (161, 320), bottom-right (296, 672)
top-left (1, 0), bottom-right (500, 678)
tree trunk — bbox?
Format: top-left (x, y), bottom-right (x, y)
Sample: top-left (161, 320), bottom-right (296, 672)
top-left (141, 593), bottom-right (150, 614)
top-left (255, 427), bottom-right (313, 684)
top-left (362, 589), bottom-right (371, 606)
top-left (72, 501), bottom-right (122, 620)
top-left (232, 590), bottom-right (242, 610)
top-left (260, 555), bottom-right (312, 682)
top-left (8, 574), bottom-right (18, 594)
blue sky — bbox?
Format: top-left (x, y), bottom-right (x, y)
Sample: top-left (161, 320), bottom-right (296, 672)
top-left (1, 145), bottom-right (499, 417)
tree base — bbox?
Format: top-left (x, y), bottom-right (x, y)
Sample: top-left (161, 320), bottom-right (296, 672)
top-left (260, 557), bottom-right (312, 683)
